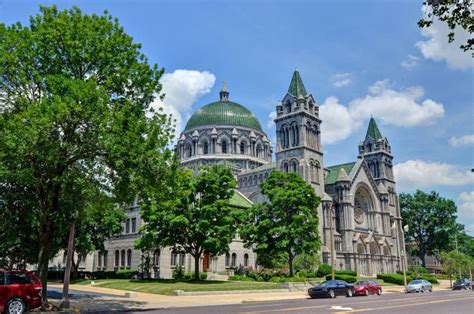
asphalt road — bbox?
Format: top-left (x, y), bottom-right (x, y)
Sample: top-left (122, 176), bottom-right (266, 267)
top-left (47, 286), bottom-right (125, 299)
top-left (144, 289), bottom-right (474, 314)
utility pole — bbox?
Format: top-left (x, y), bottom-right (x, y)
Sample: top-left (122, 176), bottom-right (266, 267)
top-left (59, 221), bottom-right (75, 309)
top-left (329, 204), bottom-right (336, 280)
top-left (455, 233), bottom-right (462, 278)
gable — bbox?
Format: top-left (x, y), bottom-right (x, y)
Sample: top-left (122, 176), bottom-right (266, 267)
top-left (324, 162), bottom-right (356, 185)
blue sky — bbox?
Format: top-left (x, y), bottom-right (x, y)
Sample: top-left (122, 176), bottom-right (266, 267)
top-left (1, 0), bottom-right (473, 234)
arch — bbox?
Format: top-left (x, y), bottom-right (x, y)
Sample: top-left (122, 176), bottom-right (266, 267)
top-left (244, 253), bottom-right (249, 267)
top-left (357, 243), bottom-right (365, 254)
top-left (240, 141), bottom-right (245, 154)
top-left (185, 143), bottom-right (193, 158)
top-left (280, 124), bottom-right (287, 149)
top-left (120, 249), bottom-right (125, 267)
top-left (115, 250), bottom-right (120, 267)
top-left (202, 141), bottom-right (209, 155)
top-left (231, 253), bottom-right (237, 267)
top-left (225, 253), bottom-right (230, 267)
top-left (290, 159), bottom-right (299, 173)
top-left (353, 183), bottom-right (377, 227)
top-left (221, 140), bottom-right (228, 153)
top-left (153, 249), bottom-right (160, 266)
top-left (256, 142), bottom-right (264, 158)
top-left (370, 242), bottom-right (380, 255)
top-left (383, 246), bottom-right (390, 256)
top-left (127, 249), bottom-right (132, 267)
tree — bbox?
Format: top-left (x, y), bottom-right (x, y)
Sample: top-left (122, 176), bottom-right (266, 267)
top-left (0, 6), bottom-right (174, 305)
top-left (293, 253), bottom-right (320, 275)
top-left (418, 0), bottom-right (474, 52)
top-left (400, 190), bottom-right (458, 268)
top-left (137, 165), bottom-right (239, 281)
top-left (240, 170), bottom-right (321, 277)
top-left (440, 250), bottom-right (471, 287)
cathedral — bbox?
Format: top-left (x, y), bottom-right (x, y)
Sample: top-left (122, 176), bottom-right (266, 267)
top-left (82, 70), bottom-right (405, 278)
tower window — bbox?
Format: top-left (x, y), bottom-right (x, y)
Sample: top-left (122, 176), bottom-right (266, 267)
top-left (240, 142), bottom-right (245, 154)
top-left (203, 142), bottom-right (209, 155)
top-left (222, 141), bottom-right (227, 153)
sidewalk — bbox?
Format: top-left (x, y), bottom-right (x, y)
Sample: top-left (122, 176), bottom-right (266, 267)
top-left (47, 283), bottom-right (452, 312)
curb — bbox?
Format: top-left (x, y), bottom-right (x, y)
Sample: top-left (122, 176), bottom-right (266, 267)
top-left (172, 289), bottom-right (290, 296)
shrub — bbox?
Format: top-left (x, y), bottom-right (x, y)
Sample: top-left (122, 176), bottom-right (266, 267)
top-left (377, 273), bottom-right (411, 285)
top-left (316, 264), bottom-right (332, 277)
top-left (173, 266), bottom-right (185, 280)
top-left (229, 275), bottom-right (255, 281)
top-left (244, 267), bottom-right (259, 281)
top-left (325, 274), bottom-right (357, 283)
top-left (269, 276), bottom-right (307, 283)
top-left (416, 275), bottom-right (438, 284)
top-left (335, 270), bottom-right (357, 277)
top-left (115, 269), bottom-right (138, 279)
top-left (183, 272), bottom-right (208, 280)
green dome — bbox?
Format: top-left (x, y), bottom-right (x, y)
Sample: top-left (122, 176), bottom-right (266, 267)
top-left (184, 101), bottom-right (263, 131)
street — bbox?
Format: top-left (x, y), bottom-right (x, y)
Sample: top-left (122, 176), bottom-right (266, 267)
top-left (144, 289), bottom-right (474, 314)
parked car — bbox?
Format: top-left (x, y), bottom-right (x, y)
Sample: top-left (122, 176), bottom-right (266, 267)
top-left (453, 279), bottom-right (472, 290)
top-left (0, 270), bottom-right (42, 314)
top-left (354, 280), bottom-right (382, 296)
top-left (406, 279), bottom-right (432, 293)
top-left (308, 280), bottom-right (354, 298)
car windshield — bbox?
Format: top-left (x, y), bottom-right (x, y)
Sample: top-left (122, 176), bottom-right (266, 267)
top-left (454, 279), bottom-right (464, 284)
top-left (319, 281), bottom-right (336, 287)
top-left (410, 280), bottom-right (422, 284)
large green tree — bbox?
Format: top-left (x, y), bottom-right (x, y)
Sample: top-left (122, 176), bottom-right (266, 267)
top-left (240, 171), bottom-right (321, 277)
top-left (0, 6), bottom-right (173, 304)
top-left (400, 190), bottom-right (458, 268)
top-left (137, 165), bottom-right (239, 281)
top-left (440, 250), bottom-right (471, 287)
top-left (419, 0), bottom-right (473, 52)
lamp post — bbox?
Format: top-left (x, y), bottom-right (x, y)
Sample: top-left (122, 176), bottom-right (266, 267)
top-left (401, 250), bottom-right (407, 291)
top-left (329, 204), bottom-right (336, 280)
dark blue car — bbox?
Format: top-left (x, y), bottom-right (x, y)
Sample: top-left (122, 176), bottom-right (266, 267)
top-left (308, 280), bottom-right (354, 298)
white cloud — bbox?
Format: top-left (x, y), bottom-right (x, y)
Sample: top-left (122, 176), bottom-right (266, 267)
top-left (331, 73), bottom-right (352, 88)
top-left (416, 18), bottom-right (473, 70)
top-left (320, 97), bottom-right (362, 144)
top-left (449, 134), bottom-right (474, 147)
top-left (458, 191), bottom-right (474, 221)
top-left (349, 80), bottom-right (445, 127)
top-left (394, 160), bottom-right (474, 191)
top-left (267, 111), bottom-right (277, 129)
top-left (401, 54), bottom-right (420, 69)
top-left (150, 69), bottom-right (216, 138)
top-left (319, 80), bottom-right (445, 144)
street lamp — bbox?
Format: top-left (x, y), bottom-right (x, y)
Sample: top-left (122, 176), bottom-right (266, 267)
top-left (401, 250), bottom-right (408, 290)
top-left (329, 204), bottom-right (336, 280)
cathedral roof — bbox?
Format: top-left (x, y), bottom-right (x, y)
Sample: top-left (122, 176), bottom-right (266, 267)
top-left (230, 190), bottom-right (253, 208)
top-left (288, 69), bottom-right (308, 97)
top-left (184, 85), bottom-right (263, 132)
top-left (365, 117), bottom-right (383, 140)
top-left (324, 162), bottom-right (356, 185)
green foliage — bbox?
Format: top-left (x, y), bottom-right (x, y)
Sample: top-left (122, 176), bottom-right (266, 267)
top-left (172, 266), bottom-right (185, 280)
top-left (293, 253), bottom-right (320, 274)
top-left (115, 269), bottom-right (139, 279)
top-left (240, 171), bottom-right (321, 276)
top-left (138, 165), bottom-right (238, 281)
top-left (316, 264), bottom-right (333, 277)
top-left (408, 265), bottom-right (429, 278)
top-left (269, 276), bottom-right (307, 283)
top-left (440, 250), bottom-right (472, 281)
top-left (228, 275), bottom-right (256, 282)
top-left (183, 272), bottom-right (207, 280)
top-left (325, 274), bottom-right (357, 283)
top-left (0, 4), bottom-right (174, 303)
top-left (377, 273), bottom-right (409, 285)
top-left (418, 0), bottom-right (473, 52)
top-left (400, 190), bottom-right (458, 267)
top-left (335, 270), bottom-right (357, 277)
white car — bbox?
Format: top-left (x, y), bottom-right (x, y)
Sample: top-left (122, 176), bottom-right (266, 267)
top-left (406, 279), bottom-right (432, 293)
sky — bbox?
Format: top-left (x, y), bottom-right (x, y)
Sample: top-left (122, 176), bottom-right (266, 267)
top-left (1, 0), bottom-right (473, 234)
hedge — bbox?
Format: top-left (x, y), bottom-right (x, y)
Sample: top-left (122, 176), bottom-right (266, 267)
top-left (325, 274), bottom-right (357, 283)
top-left (316, 264), bottom-right (332, 277)
top-left (269, 276), bottom-right (307, 283)
top-left (377, 273), bottom-right (439, 285)
top-left (335, 270), bottom-right (357, 277)
top-left (228, 275), bottom-right (256, 281)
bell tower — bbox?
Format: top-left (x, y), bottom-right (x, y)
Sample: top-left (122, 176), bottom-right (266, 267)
top-left (274, 69), bottom-right (324, 197)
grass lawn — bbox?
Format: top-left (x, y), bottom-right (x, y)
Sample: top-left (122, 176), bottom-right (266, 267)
top-left (72, 279), bottom-right (286, 295)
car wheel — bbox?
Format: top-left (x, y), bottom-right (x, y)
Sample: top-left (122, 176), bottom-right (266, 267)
top-left (329, 289), bottom-right (336, 298)
top-left (347, 289), bottom-right (354, 297)
top-left (365, 289), bottom-right (369, 296)
top-left (6, 298), bottom-right (26, 314)
top-left (429, 287), bottom-right (432, 292)
top-left (377, 288), bottom-right (382, 295)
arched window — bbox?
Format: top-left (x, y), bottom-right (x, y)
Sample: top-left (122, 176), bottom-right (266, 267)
top-left (225, 253), bottom-right (230, 267)
top-left (222, 141), bottom-right (227, 153)
top-left (154, 250), bottom-right (160, 267)
top-left (103, 251), bottom-right (108, 268)
top-left (186, 144), bottom-right (192, 157)
top-left (98, 252), bottom-right (102, 268)
top-left (203, 142), bottom-right (209, 155)
top-left (240, 142), bottom-right (245, 154)
top-left (291, 160), bottom-right (298, 173)
top-left (127, 249), bottom-right (132, 267)
top-left (115, 250), bottom-right (119, 267)
top-left (231, 253), bottom-right (237, 267)
top-left (171, 251), bottom-right (177, 266)
top-left (283, 162), bottom-right (289, 173)
top-left (256, 144), bottom-right (263, 158)
top-left (244, 254), bottom-right (249, 267)
top-left (120, 249), bottom-right (125, 267)
top-left (179, 253), bottom-right (185, 266)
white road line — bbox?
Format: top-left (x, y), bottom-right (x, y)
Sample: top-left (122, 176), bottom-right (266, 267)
top-left (331, 305), bottom-right (354, 311)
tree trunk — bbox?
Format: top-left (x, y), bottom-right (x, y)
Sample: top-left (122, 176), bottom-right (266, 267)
top-left (419, 250), bottom-right (426, 269)
top-left (194, 254), bottom-right (201, 281)
top-left (37, 218), bottom-right (54, 308)
top-left (288, 251), bottom-right (294, 277)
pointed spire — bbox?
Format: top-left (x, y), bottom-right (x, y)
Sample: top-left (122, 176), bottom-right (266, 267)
top-left (219, 81), bottom-right (229, 101)
top-left (336, 167), bottom-right (350, 182)
top-left (288, 69), bottom-right (307, 97)
top-left (365, 117), bottom-right (383, 140)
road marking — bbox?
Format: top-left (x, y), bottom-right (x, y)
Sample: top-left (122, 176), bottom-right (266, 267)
top-left (240, 303), bottom-right (288, 309)
top-left (331, 305), bottom-right (354, 311)
top-left (334, 296), bottom-right (474, 314)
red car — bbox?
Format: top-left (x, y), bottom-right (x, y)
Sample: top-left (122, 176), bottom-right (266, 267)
top-left (0, 270), bottom-right (42, 314)
top-left (354, 280), bottom-right (382, 296)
